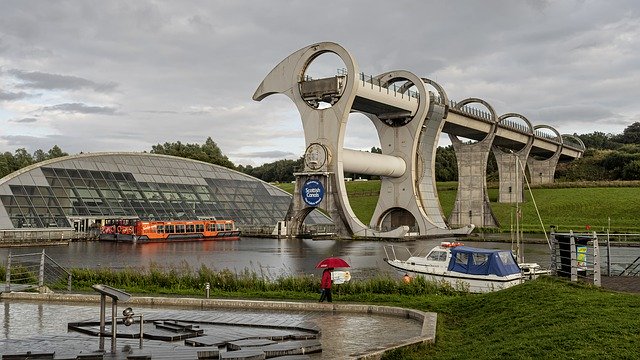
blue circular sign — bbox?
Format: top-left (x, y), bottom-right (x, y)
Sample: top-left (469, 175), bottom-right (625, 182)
top-left (302, 179), bottom-right (324, 207)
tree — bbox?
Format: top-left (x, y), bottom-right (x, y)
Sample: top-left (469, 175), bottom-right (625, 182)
top-left (578, 131), bottom-right (615, 149)
top-left (614, 122), bottom-right (640, 145)
top-left (435, 146), bottom-right (457, 181)
top-left (622, 159), bottom-right (640, 180)
top-left (150, 138), bottom-right (235, 169)
top-left (13, 148), bottom-right (33, 169)
top-left (201, 138), bottom-right (234, 169)
top-left (33, 149), bottom-right (47, 162)
top-left (0, 153), bottom-right (10, 179)
top-left (47, 145), bottom-right (68, 159)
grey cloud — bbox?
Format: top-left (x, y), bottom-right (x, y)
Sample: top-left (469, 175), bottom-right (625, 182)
top-left (0, 90), bottom-right (30, 101)
top-left (8, 69), bottom-right (117, 92)
top-left (233, 150), bottom-right (297, 159)
top-left (1, 1), bottom-right (639, 165)
top-left (140, 110), bottom-right (179, 114)
top-left (12, 117), bottom-right (38, 123)
top-left (535, 105), bottom-right (623, 123)
top-left (42, 103), bottom-right (119, 115)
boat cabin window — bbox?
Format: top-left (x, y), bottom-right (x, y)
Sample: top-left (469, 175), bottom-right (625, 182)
top-left (196, 224), bottom-right (204, 232)
top-left (455, 253), bottom-right (469, 266)
top-left (426, 250), bottom-right (447, 262)
top-left (216, 223), bottom-right (224, 231)
top-left (225, 223), bottom-right (232, 230)
top-left (166, 225), bottom-right (175, 233)
top-left (157, 225), bottom-right (164, 233)
top-left (207, 223), bottom-right (215, 232)
top-left (176, 224), bottom-right (185, 233)
top-left (473, 253), bottom-right (489, 266)
top-left (186, 224), bottom-right (195, 233)
top-left (498, 251), bottom-right (516, 265)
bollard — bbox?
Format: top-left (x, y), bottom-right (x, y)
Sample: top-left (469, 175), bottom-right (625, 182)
top-left (205, 282), bottom-right (210, 298)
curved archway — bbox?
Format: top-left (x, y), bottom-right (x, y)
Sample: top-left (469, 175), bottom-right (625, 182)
top-left (300, 51), bottom-right (347, 109)
top-left (527, 125), bottom-right (563, 185)
top-left (377, 208), bottom-right (417, 233)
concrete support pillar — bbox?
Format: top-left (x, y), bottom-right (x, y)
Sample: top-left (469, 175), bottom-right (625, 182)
top-left (527, 155), bottom-right (560, 186)
top-left (494, 150), bottom-right (524, 203)
top-left (449, 137), bottom-right (500, 228)
top-left (287, 172), bottom-right (353, 238)
top-left (493, 114), bottom-right (534, 203)
top-left (448, 98), bottom-right (499, 228)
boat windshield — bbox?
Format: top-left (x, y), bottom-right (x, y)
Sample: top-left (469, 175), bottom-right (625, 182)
top-left (426, 250), bottom-right (447, 261)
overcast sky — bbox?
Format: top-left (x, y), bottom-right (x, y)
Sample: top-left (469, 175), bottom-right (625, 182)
top-left (1, 1), bottom-right (639, 166)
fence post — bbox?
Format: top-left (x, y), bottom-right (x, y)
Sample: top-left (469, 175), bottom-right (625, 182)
top-left (550, 232), bottom-right (557, 276)
top-left (593, 233), bottom-right (601, 287)
top-left (570, 231), bottom-right (577, 282)
top-left (68, 273), bottom-right (72, 291)
top-left (5, 251), bottom-right (11, 292)
top-left (606, 228), bottom-right (611, 276)
top-left (39, 249), bottom-right (45, 288)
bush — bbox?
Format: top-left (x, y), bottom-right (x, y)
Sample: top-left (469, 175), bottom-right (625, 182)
top-left (67, 265), bottom-right (463, 297)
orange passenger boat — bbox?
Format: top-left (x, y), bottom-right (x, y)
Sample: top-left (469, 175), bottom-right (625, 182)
top-left (100, 219), bottom-right (240, 243)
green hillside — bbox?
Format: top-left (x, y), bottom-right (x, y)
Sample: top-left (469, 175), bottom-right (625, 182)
top-left (276, 180), bottom-right (640, 233)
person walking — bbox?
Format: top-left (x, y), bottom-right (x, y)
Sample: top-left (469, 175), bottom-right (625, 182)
top-left (319, 267), bottom-right (333, 302)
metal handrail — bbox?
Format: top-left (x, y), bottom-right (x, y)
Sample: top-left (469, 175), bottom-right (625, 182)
top-left (5, 250), bottom-right (72, 292)
top-left (621, 256), bottom-right (640, 276)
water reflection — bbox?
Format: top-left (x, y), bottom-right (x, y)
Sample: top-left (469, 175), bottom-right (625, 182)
top-left (0, 237), bottom-right (554, 279)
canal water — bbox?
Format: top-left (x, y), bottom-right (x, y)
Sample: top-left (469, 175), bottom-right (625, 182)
top-left (0, 236), bottom-right (554, 279)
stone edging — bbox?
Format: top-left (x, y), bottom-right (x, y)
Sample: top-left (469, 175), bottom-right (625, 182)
top-left (0, 292), bottom-right (436, 359)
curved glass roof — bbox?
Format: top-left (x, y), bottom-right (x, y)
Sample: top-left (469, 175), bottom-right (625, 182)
top-left (0, 152), bottom-right (330, 229)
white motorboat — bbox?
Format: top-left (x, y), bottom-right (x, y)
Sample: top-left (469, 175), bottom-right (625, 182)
top-left (384, 242), bottom-right (546, 293)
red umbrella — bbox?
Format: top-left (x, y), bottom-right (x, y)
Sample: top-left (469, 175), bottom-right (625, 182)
top-left (315, 257), bottom-right (350, 269)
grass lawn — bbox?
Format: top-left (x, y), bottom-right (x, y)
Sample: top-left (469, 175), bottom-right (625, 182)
top-left (380, 277), bottom-right (640, 359)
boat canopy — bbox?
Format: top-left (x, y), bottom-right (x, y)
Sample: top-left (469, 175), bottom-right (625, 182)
top-left (447, 246), bottom-right (521, 276)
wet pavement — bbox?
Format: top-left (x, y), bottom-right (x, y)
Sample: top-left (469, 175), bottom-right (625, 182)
top-left (600, 276), bottom-right (640, 293)
top-left (0, 300), bottom-right (424, 359)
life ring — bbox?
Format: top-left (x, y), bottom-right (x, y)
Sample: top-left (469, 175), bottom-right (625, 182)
top-left (441, 242), bottom-right (464, 248)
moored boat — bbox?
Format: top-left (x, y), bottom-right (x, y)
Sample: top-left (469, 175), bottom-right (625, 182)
top-left (100, 219), bottom-right (240, 243)
top-left (384, 242), bottom-right (546, 293)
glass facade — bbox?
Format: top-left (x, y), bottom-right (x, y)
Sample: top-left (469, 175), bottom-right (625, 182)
top-left (0, 153), bottom-right (330, 230)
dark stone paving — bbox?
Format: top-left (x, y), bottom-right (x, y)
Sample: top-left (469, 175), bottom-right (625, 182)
top-left (601, 276), bottom-right (640, 293)
top-left (0, 303), bottom-right (423, 359)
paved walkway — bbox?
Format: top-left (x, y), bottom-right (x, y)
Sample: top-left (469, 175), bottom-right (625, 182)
top-left (0, 297), bottom-right (428, 359)
top-left (601, 276), bottom-right (640, 293)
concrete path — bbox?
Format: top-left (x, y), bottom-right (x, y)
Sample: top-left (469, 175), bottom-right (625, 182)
top-left (0, 294), bottom-right (435, 360)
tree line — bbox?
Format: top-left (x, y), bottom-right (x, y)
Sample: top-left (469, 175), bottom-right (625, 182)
top-left (2, 123), bottom-right (640, 182)
top-left (0, 145), bottom-right (68, 179)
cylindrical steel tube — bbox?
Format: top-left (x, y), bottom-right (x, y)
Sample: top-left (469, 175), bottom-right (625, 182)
top-left (342, 148), bottom-right (406, 177)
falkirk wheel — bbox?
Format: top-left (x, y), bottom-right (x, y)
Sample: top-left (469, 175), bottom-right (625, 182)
top-left (253, 42), bottom-right (474, 239)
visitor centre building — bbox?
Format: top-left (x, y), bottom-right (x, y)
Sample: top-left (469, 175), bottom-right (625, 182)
top-left (0, 153), bottom-right (330, 238)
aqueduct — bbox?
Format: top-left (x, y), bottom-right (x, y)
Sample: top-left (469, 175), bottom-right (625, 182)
top-left (253, 42), bottom-right (584, 238)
